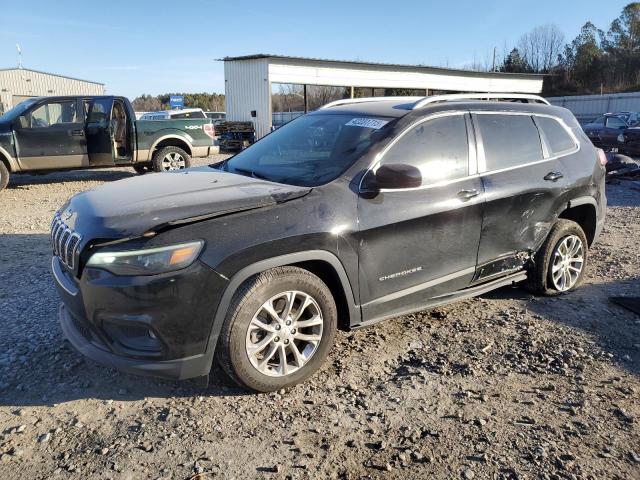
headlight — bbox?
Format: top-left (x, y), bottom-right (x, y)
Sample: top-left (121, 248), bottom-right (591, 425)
top-left (86, 241), bottom-right (204, 276)
top-left (617, 133), bottom-right (625, 143)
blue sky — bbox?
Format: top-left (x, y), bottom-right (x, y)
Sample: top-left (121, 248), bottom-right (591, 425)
top-left (0, 0), bottom-right (630, 98)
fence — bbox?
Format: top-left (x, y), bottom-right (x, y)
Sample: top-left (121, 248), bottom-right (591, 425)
top-left (547, 92), bottom-right (640, 123)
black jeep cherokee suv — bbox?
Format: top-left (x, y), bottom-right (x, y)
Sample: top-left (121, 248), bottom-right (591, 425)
top-left (52, 94), bottom-right (606, 392)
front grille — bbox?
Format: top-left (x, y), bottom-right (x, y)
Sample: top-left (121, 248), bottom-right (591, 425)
top-left (50, 214), bottom-right (82, 270)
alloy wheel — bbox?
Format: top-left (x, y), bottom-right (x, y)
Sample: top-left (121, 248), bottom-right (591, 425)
top-left (245, 291), bottom-right (324, 377)
top-left (550, 234), bottom-right (584, 291)
top-left (161, 152), bottom-right (186, 171)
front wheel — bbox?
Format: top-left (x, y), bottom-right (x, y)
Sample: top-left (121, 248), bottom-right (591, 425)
top-left (216, 267), bottom-right (337, 392)
top-left (152, 146), bottom-right (191, 172)
top-left (525, 219), bottom-right (588, 295)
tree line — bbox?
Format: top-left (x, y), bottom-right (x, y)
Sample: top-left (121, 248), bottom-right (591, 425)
top-left (131, 93), bottom-right (225, 112)
top-left (497, 2), bottom-right (639, 95)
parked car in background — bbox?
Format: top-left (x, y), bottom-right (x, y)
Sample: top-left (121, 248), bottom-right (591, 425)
top-left (140, 108), bottom-right (207, 120)
top-left (0, 96), bottom-right (215, 190)
top-left (582, 113), bottom-right (640, 156)
top-left (615, 111), bottom-right (640, 127)
top-left (52, 94), bottom-right (606, 392)
top-left (205, 111), bottom-right (226, 123)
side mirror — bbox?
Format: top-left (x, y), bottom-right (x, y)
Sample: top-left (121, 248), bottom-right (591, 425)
top-left (362, 164), bottom-right (422, 191)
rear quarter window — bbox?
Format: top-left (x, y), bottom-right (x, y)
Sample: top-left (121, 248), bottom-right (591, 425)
top-left (535, 116), bottom-right (577, 155)
top-left (476, 114), bottom-right (543, 171)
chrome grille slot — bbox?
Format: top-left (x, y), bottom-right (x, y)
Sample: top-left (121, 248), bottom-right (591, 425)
top-left (50, 213), bottom-right (82, 270)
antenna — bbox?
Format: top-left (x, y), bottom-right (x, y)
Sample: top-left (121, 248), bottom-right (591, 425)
top-left (16, 44), bottom-right (22, 69)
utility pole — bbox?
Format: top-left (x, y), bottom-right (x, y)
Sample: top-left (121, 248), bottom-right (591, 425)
top-left (16, 44), bottom-right (22, 69)
top-left (492, 47), bottom-right (497, 72)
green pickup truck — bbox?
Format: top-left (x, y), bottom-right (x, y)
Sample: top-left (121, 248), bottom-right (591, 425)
top-left (0, 95), bottom-right (216, 190)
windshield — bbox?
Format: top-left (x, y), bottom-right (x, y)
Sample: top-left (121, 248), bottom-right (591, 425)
top-left (221, 114), bottom-right (392, 187)
top-left (0, 98), bottom-right (38, 121)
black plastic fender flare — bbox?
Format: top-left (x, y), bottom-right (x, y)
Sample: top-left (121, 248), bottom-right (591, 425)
top-left (201, 250), bottom-right (360, 368)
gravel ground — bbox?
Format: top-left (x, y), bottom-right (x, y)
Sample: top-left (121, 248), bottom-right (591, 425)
top-left (0, 158), bottom-right (639, 480)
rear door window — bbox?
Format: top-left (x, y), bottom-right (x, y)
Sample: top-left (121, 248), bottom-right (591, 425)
top-left (381, 114), bottom-right (469, 185)
top-left (534, 116), bottom-right (576, 156)
top-left (476, 114), bottom-right (543, 171)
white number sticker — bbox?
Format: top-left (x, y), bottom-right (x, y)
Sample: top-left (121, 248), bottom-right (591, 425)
top-left (345, 118), bottom-right (389, 129)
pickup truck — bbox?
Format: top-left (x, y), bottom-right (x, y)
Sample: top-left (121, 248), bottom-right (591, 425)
top-left (0, 95), bottom-right (216, 191)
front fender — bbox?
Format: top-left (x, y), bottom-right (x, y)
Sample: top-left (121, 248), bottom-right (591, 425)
top-left (201, 250), bottom-right (360, 365)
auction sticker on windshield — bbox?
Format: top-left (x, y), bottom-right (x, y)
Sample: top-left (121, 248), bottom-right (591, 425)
top-left (345, 118), bottom-right (389, 129)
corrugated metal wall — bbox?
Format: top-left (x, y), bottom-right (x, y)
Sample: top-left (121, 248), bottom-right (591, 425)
top-left (0, 68), bottom-right (105, 113)
top-left (547, 92), bottom-right (640, 122)
top-left (224, 59), bottom-right (270, 138)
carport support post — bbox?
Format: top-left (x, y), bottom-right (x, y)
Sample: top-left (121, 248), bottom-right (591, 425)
top-left (303, 84), bottom-right (308, 114)
top-left (350, 86), bottom-right (354, 99)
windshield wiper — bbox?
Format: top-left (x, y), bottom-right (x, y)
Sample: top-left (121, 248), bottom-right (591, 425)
top-left (232, 167), bottom-right (269, 180)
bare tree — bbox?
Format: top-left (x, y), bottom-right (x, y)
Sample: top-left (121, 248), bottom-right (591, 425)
top-left (517, 24), bottom-right (565, 72)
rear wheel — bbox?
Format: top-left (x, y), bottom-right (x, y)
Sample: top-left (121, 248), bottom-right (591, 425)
top-left (0, 162), bottom-right (8, 191)
top-left (216, 267), bottom-right (337, 392)
top-left (152, 146), bottom-right (191, 172)
top-left (525, 219), bottom-right (588, 295)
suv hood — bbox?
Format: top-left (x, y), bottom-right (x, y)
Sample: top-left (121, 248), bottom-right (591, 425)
top-left (63, 167), bottom-right (311, 238)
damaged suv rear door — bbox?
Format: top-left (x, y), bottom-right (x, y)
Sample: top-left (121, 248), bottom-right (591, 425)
top-left (473, 112), bottom-right (575, 282)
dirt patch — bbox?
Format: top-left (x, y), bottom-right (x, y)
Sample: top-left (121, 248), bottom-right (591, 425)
top-left (0, 161), bottom-right (638, 479)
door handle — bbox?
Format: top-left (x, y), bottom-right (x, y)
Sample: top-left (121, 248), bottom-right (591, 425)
top-left (544, 171), bottom-right (563, 182)
top-left (458, 189), bottom-right (480, 200)
top-left (71, 129), bottom-right (84, 136)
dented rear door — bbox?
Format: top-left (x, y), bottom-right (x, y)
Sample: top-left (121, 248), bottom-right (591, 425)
top-left (472, 112), bottom-right (570, 282)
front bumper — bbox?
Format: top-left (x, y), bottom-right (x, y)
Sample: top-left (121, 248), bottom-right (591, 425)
top-left (52, 255), bottom-right (227, 380)
top-left (59, 304), bottom-right (210, 379)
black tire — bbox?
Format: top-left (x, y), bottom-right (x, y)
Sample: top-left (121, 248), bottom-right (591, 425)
top-left (0, 161), bottom-right (8, 191)
top-left (216, 266), bottom-right (337, 392)
top-left (525, 219), bottom-right (588, 296)
top-left (133, 164), bottom-right (149, 175)
top-left (151, 146), bottom-right (191, 172)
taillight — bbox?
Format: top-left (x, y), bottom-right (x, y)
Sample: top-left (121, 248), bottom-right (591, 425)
top-left (203, 123), bottom-right (215, 139)
top-left (596, 148), bottom-right (608, 167)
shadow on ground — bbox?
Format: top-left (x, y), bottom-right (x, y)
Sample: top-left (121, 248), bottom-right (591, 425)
top-left (7, 168), bottom-right (137, 188)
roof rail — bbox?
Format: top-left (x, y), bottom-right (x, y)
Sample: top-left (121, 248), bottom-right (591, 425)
top-left (412, 93), bottom-right (549, 109)
top-left (319, 96), bottom-right (423, 109)
top-left (319, 93), bottom-right (550, 111)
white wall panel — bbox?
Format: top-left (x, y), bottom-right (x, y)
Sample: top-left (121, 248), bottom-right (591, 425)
top-left (224, 59), bottom-right (271, 138)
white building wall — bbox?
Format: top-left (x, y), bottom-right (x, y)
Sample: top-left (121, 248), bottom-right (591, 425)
top-left (224, 59), bottom-right (271, 138)
top-left (0, 69), bottom-right (105, 113)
